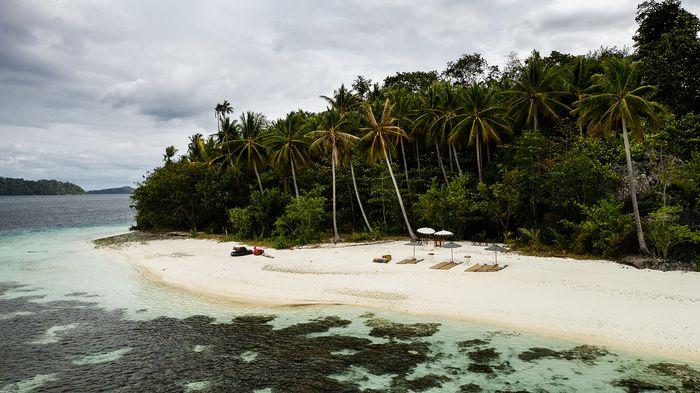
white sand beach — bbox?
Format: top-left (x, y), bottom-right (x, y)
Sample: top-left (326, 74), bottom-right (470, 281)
top-left (102, 238), bottom-right (700, 363)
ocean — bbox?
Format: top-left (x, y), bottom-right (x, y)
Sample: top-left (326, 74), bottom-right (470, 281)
top-left (0, 195), bottom-right (697, 392)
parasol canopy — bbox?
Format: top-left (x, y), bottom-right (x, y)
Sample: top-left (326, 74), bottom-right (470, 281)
top-left (484, 244), bottom-right (507, 264)
top-left (404, 240), bottom-right (422, 258)
top-left (434, 230), bottom-right (453, 237)
top-left (442, 241), bottom-right (462, 262)
top-left (417, 227), bottom-right (435, 235)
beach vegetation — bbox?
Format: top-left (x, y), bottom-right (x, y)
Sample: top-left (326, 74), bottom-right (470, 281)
top-left (130, 0), bottom-right (700, 267)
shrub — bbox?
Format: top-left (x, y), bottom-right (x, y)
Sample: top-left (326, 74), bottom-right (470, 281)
top-left (414, 174), bottom-right (480, 239)
top-left (274, 194), bottom-right (326, 246)
top-left (228, 188), bottom-right (291, 239)
top-left (574, 198), bottom-right (634, 256)
top-left (646, 205), bottom-right (699, 259)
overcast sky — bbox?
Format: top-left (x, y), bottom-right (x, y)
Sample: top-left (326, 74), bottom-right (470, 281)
top-left (1, 0), bottom-right (699, 189)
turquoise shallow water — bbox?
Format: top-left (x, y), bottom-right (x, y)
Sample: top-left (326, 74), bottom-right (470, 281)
top-left (0, 198), bottom-right (699, 392)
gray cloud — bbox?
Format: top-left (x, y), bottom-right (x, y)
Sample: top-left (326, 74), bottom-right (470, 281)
top-left (1, 0), bottom-right (699, 188)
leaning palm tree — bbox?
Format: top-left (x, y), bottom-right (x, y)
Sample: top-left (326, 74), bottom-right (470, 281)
top-left (359, 99), bottom-right (417, 240)
top-left (307, 110), bottom-right (359, 243)
top-left (451, 83), bottom-right (511, 183)
top-left (226, 111), bottom-right (267, 192)
top-left (266, 111), bottom-right (310, 197)
top-left (574, 58), bottom-right (664, 255)
top-left (506, 55), bottom-right (568, 131)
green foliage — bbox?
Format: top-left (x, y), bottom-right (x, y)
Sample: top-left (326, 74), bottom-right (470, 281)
top-left (229, 188), bottom-right (291, 239)
top-left (477, 178), bottom-right (520, 239)
top-left (414, 175), bottom-right (480, 238)
top-left (0, 177), bottom-right (85, 195)
top-left (545, 138), bottom-right (621, 216)
top-left (132, 162), bottom-right (247, 231)
top-left (646, 205), bottom-right (699, 259)
top-left (274, 194), bottom-right (327, 247)
top-left (659, 113), bottom-right (700, 160)
top-left (574, 199), bottom-right (634, 256)
top-left (634, 0), bottom-right (700, 114)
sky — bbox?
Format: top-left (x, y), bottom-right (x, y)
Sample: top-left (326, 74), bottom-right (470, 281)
top-left (1, 0), bottom-right (699, 190)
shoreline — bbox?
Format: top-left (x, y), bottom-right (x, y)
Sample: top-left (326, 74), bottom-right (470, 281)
top-left (98, 236), bottom-right (700, 364)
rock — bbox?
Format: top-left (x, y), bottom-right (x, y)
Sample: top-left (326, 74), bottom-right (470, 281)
top-left (619, 255), bottom-right (696, 271)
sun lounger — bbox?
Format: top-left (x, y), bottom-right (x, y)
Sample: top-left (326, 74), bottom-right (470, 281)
top-left (430, 261), bottom-right (450, 269)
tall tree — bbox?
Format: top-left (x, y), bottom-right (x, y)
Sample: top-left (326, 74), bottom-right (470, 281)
top-left (574, 58), bottom-right (664, 255)
top-left (443, 52), bottom-right (487, 85)
top-left (562, 57), bottom-right (597, 134)
top-left (634, 0), bottom-right (700, 114)
top-left (506, 54), bottom-right (568, 131)
top-left (266, 111), bottom-right (310, 197)
top-left (359, 99), bottom-right (417, 240)
top-left (451, 83), bottom-right (511, 183)
top-left (320, 84), bottom-right (359, 117)
top-left (227, 111), bottom-right (267, 192)
top-left (214, 100), bottom-right (233, 131)
top-left (431, 82), bottom-right (463, 174)
top-left (163, 145), bottom-right (177, 163)
top-left (307, 110), bottom-right (359, 243)
top-left (384, 71), bottom-right (440, 92)
top-left (415, 85), bottom-right (449, 183)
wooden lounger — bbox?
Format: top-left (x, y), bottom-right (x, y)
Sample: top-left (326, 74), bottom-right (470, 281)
top-left (465, 263), bottom-right (508, 272)
top-left (397, 258), bottom-right (424, 264)
top-left (430, 261), bottom-right (463, 270)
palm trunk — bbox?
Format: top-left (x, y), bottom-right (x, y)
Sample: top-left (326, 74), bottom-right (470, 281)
top-left (331, 145), bottom-right (340, 243)
top-left (400, 138), bottom-right (411, 193)
top-left (290, 158), bottom-right (299, 198)
top-left (452, 144), bottom-right (462, 174)
top-left (448, 143), bottom-right (454, 172)
top-left (383, 148), bottom-right (417, 240)
top-left (475, 133), bottom-right (483, 183)
top-left (350, 162), bottom-right (372, 232)
top-left (486, 142), bottom-right (491, 163)
top-left (622, 118), bottom-right (650, 255)
top-left (435, 141), bottom-right (448, 183)
top-left (253, 161), bottom-right (263, 192)
top-left (533, 114), bottom-right (539, 131)
top-left (415, 141), bottom-right (421, 170)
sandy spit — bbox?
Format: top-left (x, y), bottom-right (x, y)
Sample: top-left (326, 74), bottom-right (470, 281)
top-left (99, 237), bottom-right (700, 364)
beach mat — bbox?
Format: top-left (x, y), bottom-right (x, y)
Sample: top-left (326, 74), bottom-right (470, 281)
top-left (431, 261), bottom-right (462, 270)
top-left (465, 264), bottom-right (508, 272)
top-left (397, 258), bottom-right (424, 265)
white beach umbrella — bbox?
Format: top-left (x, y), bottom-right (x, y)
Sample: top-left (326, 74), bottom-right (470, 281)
top-left (434, 230), bottom-right (453, 237)
top-left (417, 227), bottom-right (435, 235)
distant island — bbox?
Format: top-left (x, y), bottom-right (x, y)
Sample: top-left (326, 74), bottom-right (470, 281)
top-left (87, 186), bottom-right (134, 194)
top-left (0, 177), bottom-right (85, 195)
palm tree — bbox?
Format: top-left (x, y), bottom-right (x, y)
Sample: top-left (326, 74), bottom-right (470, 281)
top-left (214, 100), bottom-right (233, 131)
top-left (562, 57), bottom-right (596, 134)
top-left (386, 89), bottom-right (416, 191)
top-left (307, 110), bottom-right (359, 243)
top-left (227, 111), bottom-right (267, 192)
top-left (186, 133), bottom-right (206, 162)
top-left (451, 83), bottom-right (511, 183)
top-left (574, 58), bottom-right (664, 255)
top-left (359, 99), bottom-right (417, 240)
top-left (266, 111), bottom-right (309, 197)
top-left (320, 84), bottom-right (358, 117)
top-left (431, 82), bottom-right (463, 174)
top-left (163, 145), bottom-right (177, 163)
top-left (506, 55), bottom-right (568, 131)
top-left (415, 86), bottom-right (449, 183)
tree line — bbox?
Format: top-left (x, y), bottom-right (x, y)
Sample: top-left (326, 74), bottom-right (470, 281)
top-left (132, 0), bottom-right (699, 265)
top-left (0, 177), bottom-right (85, 195)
